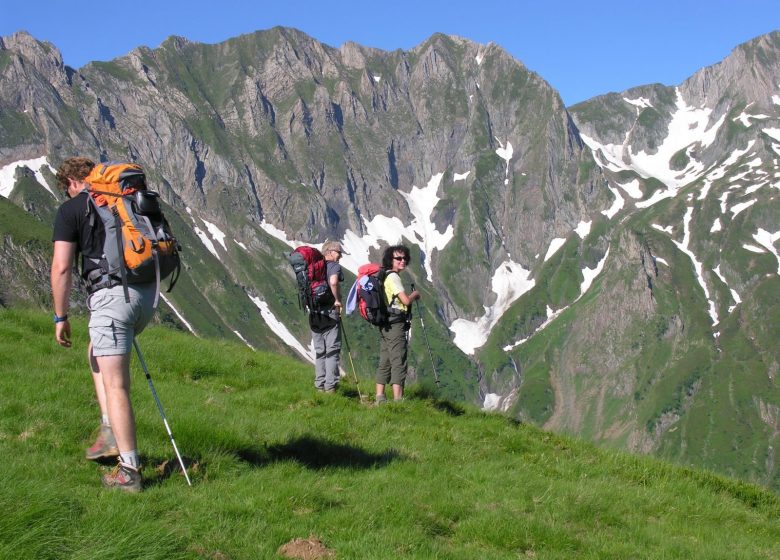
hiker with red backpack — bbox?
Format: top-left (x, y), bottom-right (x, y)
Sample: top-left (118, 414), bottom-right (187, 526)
top-left (375, 244), bottom-right (420, 404)
top-left (51, 157), bottom-right (179, 492)
top-left (310, 241), bottom-right (347, 393)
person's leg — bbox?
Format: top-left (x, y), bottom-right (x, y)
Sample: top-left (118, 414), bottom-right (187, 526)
top-left (96, 352), bottom-right (137, 459)
top-left (312, 330), bottom-right (326, 390)
top-left (85, 333), bottom-right (119, 461)
top-left (88, 342), bottom-right (109, 421)
top-left (324, 323), bottom-right (342, 391)
top-left (375, 328), bottom-right (391, 400)
top-left (89, 284), bottom-right (155, 492)
top-left (89, 285), bottom-right (153, 468)
top-left (388, 322), bottom-right (408, 400)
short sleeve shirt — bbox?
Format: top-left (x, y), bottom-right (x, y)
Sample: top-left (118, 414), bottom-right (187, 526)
top-left (51, 191), bottom-right (105, 278)
top-left (326, 261), bottom-right (343, 286)
top-left (384, 271), bottom-right (408, 312)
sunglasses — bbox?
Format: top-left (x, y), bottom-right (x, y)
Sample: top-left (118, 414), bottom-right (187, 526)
top-left (393, 256), bottom-right (409, 262)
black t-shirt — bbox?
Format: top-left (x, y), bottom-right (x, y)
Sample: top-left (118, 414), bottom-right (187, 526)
top-left (52, 191), bottom-right (105, 278)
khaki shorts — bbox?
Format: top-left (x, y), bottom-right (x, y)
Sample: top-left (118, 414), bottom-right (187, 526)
top-left (88, 284), bottom-right (156, 357)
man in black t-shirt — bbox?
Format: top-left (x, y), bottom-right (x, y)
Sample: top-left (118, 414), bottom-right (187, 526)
top-left (51, 157), bottom-right (154, 493)
top-left (310, 240), bottom-right (346, 393)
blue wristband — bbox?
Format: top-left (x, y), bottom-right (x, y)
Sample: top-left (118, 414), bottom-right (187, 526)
top-left (53, 313), bottom-right (69, 323)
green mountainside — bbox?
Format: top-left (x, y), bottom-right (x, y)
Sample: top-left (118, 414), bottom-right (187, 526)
top-left (1, 309), bottom-right (779, 559)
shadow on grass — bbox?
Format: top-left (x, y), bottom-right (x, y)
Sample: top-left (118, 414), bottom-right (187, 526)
top-left (338, 385), bottom-right (364, 400)
top-left (406, 384), bottom-right (466, 416)
top-left (109, 454), bottom-right (198, 490)
top-left (237, 435), bottom-right (403, 470)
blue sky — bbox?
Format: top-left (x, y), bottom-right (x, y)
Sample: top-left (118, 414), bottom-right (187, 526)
top-left (1, 0), bottom-right (777, 105)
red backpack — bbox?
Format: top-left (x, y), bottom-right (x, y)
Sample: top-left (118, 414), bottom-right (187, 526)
top-left (354, 263), bottom-right (389, 326)
top-left (287, 246), bottom-right (333, 312)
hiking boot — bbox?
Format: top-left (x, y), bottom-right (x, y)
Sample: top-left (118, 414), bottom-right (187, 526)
top-left (375, 394), bottom-right (387, 405)
top-left (325, 387), bottom-right (337, 394)
top-left (102, 461), bottom-right (142, 493)
top-left (85, 425), bottom-right (119, 461)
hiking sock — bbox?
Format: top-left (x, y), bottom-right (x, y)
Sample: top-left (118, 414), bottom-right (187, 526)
top-left (120, 450), bottom-right (140, 469)
top-left (102, 414), bottom-right (110, 427)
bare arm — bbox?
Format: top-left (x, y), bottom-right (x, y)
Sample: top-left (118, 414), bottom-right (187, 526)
top-left (51, 240), bottom-right (76, 347)
top-left (329, 272), bottom-right (342, 311)
top-left (396, 289), bottom-right (420, 307)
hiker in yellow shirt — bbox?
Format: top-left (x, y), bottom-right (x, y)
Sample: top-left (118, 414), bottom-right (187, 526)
top-left (375, 245), bottom-right (420, 403)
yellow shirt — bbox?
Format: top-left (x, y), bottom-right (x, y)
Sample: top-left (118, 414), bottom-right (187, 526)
top-left (384, 271), bottom-right (408, 312)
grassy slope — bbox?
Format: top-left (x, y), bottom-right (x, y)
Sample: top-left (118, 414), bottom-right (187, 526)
top-left (1, 309), bottom-right (778, 559)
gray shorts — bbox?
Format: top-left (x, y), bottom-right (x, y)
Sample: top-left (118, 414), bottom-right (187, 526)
top-left (88, 284), bottom-right (156, 357)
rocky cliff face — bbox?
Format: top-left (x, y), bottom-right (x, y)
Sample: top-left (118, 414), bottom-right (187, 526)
top-left (1, 28), bottom-right (778, 490)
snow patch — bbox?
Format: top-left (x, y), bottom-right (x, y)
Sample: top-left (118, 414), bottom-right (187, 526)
top-left (454, 171), bottom-right (470, 181)
top-left (763, 128), bottom-right (780, 142)
top-left (373, 75), bottom-right (381, 82)
top-left (249, 295), bottom-right (313, 363)
top-left (449, 260), bottom-right (535, 355)
top-left (574, 220), bottom-right (591, 239)
top-left (673, 207), bottom-right (718, 326)
top-left (193, 227), bottom-right (219, 258)
top-left (652, 224), bottom-right (674, 235)
top-left (730, 199), bottom-right (756, 217)
top-left (697, 179), bottom-right (712, 201)
top-left (753, 229), bottom-right (780, 274)
top-left (580, 248), bottom-right (610, 295)
top-left (583, 89), bottom-right (726, 208)
top-left (713, 265), bottom-right (741, 313)
top-left (654, 256), bottom-right (669, 266)
top-left (0, 156), bottom-right (55, 198)
top-left (733, 104), bottom-right (770, 127)
top-left (624, 96), bottom-right (653, 109)
top-left (617, 179), bottom-right (643, 199)
top-left (260, 219), bottom-right (296, 247)
top-left (339, 173), bottom-right (455, 280)
top-left (234, 239), bottom-right (248, 251)
top-left (483, 393), bottom-right (501, 411)
top-left (544, 237), bottom-right (567, 262)
top-left (233, 330), bottom-right (255, 350)
top-left (710, 219), bottom-right (722, 233)
top-left (397, 172), bottom-right (454, 281)
top-left (160, 294), bottom-right (196, 335)
top-left (719, 192), bottom-right (729, 214)
top-left (601, 186), bottom-right (624, 219)
top-left (202, 219), bottom-right (227, 251)
top-left (495, 138), bottom-right (513, 185)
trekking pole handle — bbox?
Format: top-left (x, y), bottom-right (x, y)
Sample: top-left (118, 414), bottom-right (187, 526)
top-left (411, 283), bottom-right (423, 326)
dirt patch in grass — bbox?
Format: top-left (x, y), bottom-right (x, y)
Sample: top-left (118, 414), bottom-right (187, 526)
top-left (277, 535), bottom-right (335, 559)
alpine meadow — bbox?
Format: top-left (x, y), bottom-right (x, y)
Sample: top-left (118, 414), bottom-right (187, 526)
top-left (1, 24), bottom-right (780, 558)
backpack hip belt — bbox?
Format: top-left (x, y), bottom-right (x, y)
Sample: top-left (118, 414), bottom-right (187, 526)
top-left (387, 308), bottom-right (409, 324)
top-left (84, 269), bottom-right (122, 295)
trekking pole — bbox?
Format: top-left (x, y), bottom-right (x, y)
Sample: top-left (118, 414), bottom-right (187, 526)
top-left (338, 315), bottom-right (364, 402)
top-left (132, 339), bottom-right (192, 486)
top-left (410, 284), bottom-right (440, 387)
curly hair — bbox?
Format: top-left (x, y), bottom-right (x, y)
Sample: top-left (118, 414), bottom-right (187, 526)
top-left (55, 157), bottom-right (95, 191)
top-left (382, 244), bottom-right (411, 269)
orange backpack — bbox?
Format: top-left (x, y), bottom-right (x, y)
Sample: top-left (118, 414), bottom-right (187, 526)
top-left (84, 162), bottom-right (180, 306)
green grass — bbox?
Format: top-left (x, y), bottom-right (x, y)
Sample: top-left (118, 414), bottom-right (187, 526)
top-left (1, 308), bottom-right (779, 559)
